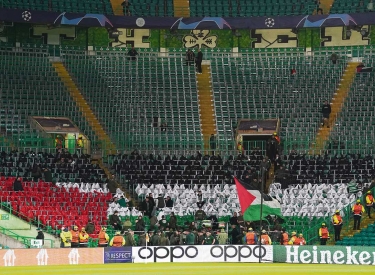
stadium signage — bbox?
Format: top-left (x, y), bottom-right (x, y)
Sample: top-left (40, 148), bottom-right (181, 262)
top-left (276, 246), bottom-right (375, 265)
top-left (104, 247), bottom-right (132, 264)
top-left (132, 245), bottom-right (273, 263)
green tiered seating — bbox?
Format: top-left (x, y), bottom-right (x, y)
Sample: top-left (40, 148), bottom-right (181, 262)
top-left (339, 224), bottom-right (375, 246)
top-left (330, 0), bottom-right (370, 13)
top-left (330, 50), bottom-right (375, 155)
top-left (190, 0), bottom-right (316, 17)
top-left (0, 50), bottom-right (98, 148)
top-left (62, 49), bottom-right (202, 151)
top-left (130, 0), bottom-right (174, 16)
top-left (209, 49), bottom-right (348, 151)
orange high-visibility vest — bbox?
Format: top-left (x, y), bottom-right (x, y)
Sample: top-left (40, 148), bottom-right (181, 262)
top-left (71, 230), bottom-right (79, 243)
top-left (79, 233), bottom-right (89, 243)
top-left (246, 232), bottom-right (256, 245)
top-left (261, 234), bottom-right (270, 245)
top-left (319, 227), bottom-right (329, 238)
top-left (282, 233), bottom-right (289, 245)
top-left (112, 236), bottom-right (124, 247)
top-left (353, 204), bottom-right (364, 215)
top-left (332, 214), bottom-right (343, 225)
top-left (366, 194), bottom-right (374, 206)
top-left (99, 231), bottom-right (108, 244)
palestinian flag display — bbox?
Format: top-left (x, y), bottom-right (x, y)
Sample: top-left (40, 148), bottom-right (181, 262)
top-left (234, 177), bottom-right (282, 221)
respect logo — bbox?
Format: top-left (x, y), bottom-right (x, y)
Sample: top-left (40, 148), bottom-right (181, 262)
top-left (104, 247), bottom-right (132, 264)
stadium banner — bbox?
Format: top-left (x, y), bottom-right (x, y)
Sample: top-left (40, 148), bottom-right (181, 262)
top-left (104, 247), bottom-right (132, 264)
top-left (0, 8), bottom-right (374, 30)
top-left (132, 245), bottom-right (273, 263)
top-left (0, 248), bottom-right (103, 267)
top-left (274, 245), bottom-right (375, 265)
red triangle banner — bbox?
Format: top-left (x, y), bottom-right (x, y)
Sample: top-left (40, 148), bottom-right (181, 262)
top-left (234, 177), bottom-right (256, 215)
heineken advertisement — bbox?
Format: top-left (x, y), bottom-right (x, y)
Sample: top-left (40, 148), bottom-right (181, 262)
top-left (274, 245), bottom-right (375, 265)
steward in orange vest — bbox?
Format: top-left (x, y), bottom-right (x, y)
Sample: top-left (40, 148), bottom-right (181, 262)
top-left (296, 234), bottom-right (306, 245)
top-left (70, 225), bottom-right (80, 248)
top-left (110, 231), bottom-right (125, 247)
top-left (288, 231), bottom-right (297, 245)
top-left (98, 227), bottom-right (109, 247)
top-left (79, 227), bottom-right (89, 247)
top-left (365, 191), bottom-right (375, 218)
top-left (319, 223), bottom-right (329, 245)
top-left (245, 228), bottom-right (258, 245)
top-left (332, 210), bottom-right (343, 242)
top-left (352, 200), bottom-right (365, 230)
top-left (260, 230), bottom-right (272, 245)
top-left (280, 229), bottom-right (289, 245)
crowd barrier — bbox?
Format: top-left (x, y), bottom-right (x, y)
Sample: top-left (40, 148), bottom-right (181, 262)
top-left (1, 245), bottom-right (375, 266)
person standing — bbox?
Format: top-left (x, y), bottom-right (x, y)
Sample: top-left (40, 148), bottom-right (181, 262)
top-left (185, 49), bottom-right (195, 66)
top-left (217, 229), bottom-right (228, 245)
top-left (128, 46), bottom-right (138, 61)
top-left (365, 190), bottom-right (375, 218)
top-left (288, 231), bottom-right (298, 245)
top-left (209, 134), bottom-right (216, 156)
top-left (332, 210), bottom-right (343, 241)
top-left (321, 101), bottom-right (331, 128)
top-left (185, 229), bottom-right (196, 245)
top-left (202, 231), bottom-right (215, 245)
top-left (168, 212), bottom-right (177, 230)
top-left (195, 207), bottom-right (206, 221)
top-left (319, 223), bottom-right (330, 245)
top-left (98, 227), bottom-right (109, 247)
top-left (60, 226), bottom-right (72, 248)
top-left (36, 228), bottom-right (44, 245)
top-left (260, 230), bottom-right (272, 245)
top-left (352, 199), bottom-right (365, 230)
top-left (70, 226), bottom-right (80, 248)
top-left (280, 229), bottom-right (289, 245)
top-left (245, 228), bottom-right (257, 245)
top-left (297, 234), bottom-right (306, 245)
top-left (79, 228), bottom-right (89, 247)
top-left (109, 231), bottom-right (125, 247)
top-left (124, 229), bottom-right (136, 247)
top-left (110, 211), bottom-right (123, 231)
top-left (330, 53), bottom-right (338, 64)
top-left (196, 49), bottom-right (203, 74)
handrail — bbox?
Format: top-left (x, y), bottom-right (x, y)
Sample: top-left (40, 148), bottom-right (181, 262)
top-left (0, 225), bottom-right (55, 248)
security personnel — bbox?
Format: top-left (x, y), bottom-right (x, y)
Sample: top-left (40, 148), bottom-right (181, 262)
top-left (55, 136), bottom-right (62, 150)
top-left (79, 227), bottom-right (89, 247)
top-left (288, 231), bottom-right (298, 245)
top-left (98, 227), bottom-right (110, 247)
top-left (109, 231), bottom-right (125, 247)
top-left (260, 230), bottom-right (272, 245)
top-left (319, 223), bottom-right (330, 245)
top-left (297, 234), bottom-right (306, 245)
top-left (60, 226), bottom-right (72, 248)
top-left (245, 228), bottom-right (258, 245)
top-left (352, 199), bottom-right (365, 230)
top-left (280, 229), bottom-right (289, 245)
top-left (70, 226), bottom-right (80, 248)
top-left (237, 142), bottom-right (244, 155)
top-left (273, 132), bottom-right (280, 144)
top-left (332, 210), bottom-right (343, 242)
top-left (365, 190), bottom-right (375, 218)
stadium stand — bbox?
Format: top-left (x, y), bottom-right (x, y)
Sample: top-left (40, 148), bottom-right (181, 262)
top-left (0, 50), bottom-right (98, 148)
top-left (330, 0), bottom-right (371, 13)
top-left (130, 0), bottom-right (174, 16)
top-left (210, 49), bottom-right (348, 151)
top-left (189, 0), bottom-right (317, 17)
top-left (1, 0), bottom-right (113, 14)
top-left (0, 176), bottom-right (111, 232)
top-left (62, 50), bottom-right (202, 151)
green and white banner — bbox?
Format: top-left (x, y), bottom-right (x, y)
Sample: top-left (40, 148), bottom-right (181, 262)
top-left (274, 245), bottom-right (375, 265)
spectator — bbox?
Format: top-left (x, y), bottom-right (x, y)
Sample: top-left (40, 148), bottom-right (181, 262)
top-left (13, 177), bottom-right (23, 191)
top-left (109, 231), bottom-right (125, 247)
top-left (125, 229), bottom-right (136, 246)
top-left (43, 168), bottom-right (52, 182)
top-left (195, 48), bottom-right (203, 74)
top-left (138, 233), bottom-right (146, 246)
top-left (36, 228), bottom-right (44, 245)
top-left (117, 196), bottom-right (127, 207)
top-left (148, 193), bottom-right (155, 209)
top-left (150, 215), bottom-right (159, 230)
top-left (123, 217), bottom-right (132, 232)
top-left (157, 194), bottom-right (165, 209)
top-left (151, 230), bottom-right (161, 246)
top-left (185, 229), bottom-right (196, 245)
top-left (197, 230), bottom-right (205, 244)
top-left (135, 215), bottom-right (145, 232)
top-left (98, 227), bottom-right (109, 247)
top-left (195, 207), bottom-right (206, 221)
top-left (165, 196), bottom-right (173, 208)
top-left (85, 220), bottom-right (95, 234)
top-left (128, 46), bottom-right (138, 61)
top-left (141, 197), bottom-right (152, 217)
top-left (290, 68), bottom-right (297, 77)
top-left (159, 232), bottom-right (170, 246)
top-left (159, 215), bottom-right (168, 229)
top-left (237, 212), bottom-right (244, 228)
top-left (185, 49), bottom-right (195, 66)
top-left (189, 221), bottom-right (197, 231)
top-left (209, 134), bottom-right (216, 156)
top-left (368, 0), bottom-right (374, 11)
top-left (170, 230), bottom-right (181, 245)
top-left (274, 154), bottom-right (282, 172)
top-left (321, 100), bottom-right (331, 128)
top-left (330, 53), bottom-right (338, 64)
top-left (127, 197), bottom-right (134, 208)
top-left (169, 212), bottom-right (177, 230)
top-left (217, 229), bottom-right (228, 245)
top-left (110, 211), bottom-right (123, 231)
top-left (202, 231), bottom-right (215, 245)
top-left (31, 164), bottom-right (42, 181)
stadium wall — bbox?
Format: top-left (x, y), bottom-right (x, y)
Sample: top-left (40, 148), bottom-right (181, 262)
top-left (1, 23), bottom-right (375, 49)
top-left (2, 245), bottom-right (375, 267)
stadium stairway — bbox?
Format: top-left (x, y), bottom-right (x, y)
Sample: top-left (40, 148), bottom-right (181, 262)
top-left (51, 62), bottom-right (116, 154)
top-left (173, 0), bottom-right (190, 17)
top-left (196, 63), bottom-right (217, 151)
top-left (0, 209), bottom-right (60, 248)
top-left (311, 62), bottom-right (360, 154)
top-left (338, 216), bottom-right (374, 243)
top-left (109, 0), bottom-right (124, 15)
top-left (318, 0), bottom-right (334, 14)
